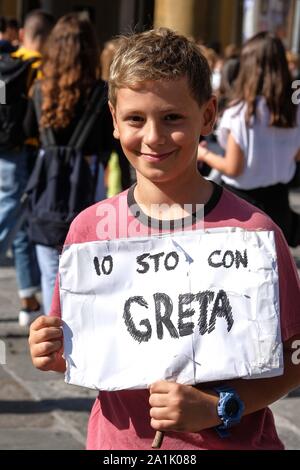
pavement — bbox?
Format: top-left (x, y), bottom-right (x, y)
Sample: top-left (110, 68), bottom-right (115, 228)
top-left (1, 189), bottom-right (300, 450)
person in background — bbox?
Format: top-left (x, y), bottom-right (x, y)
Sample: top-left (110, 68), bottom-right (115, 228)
top-left (24, 13), bottom-right (114, 314)
top-left (198, 32), bottom-right (300, 247)
top-left (286, 50), bottom-right (300, 80)
top-left (197, 45), bottom-right (220, 91)
top-left (12, 10), bottom-right (54, 65)
top-left (0, 16), bottom-right (17, 53)
top-left (217, 56), bottom-right (240, 115)
top-left (101, 38), bottom-right (135, 193)
top-left (201, 54), bottom-right (240, 184)
top-left (6, 18), bottom-right (20, 48)
top-left (223, 43), bottom-right (240, 61)
top-left (0, 10), bottom-right (54, 327)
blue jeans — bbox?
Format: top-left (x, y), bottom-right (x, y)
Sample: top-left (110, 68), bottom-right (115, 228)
top-left (0, 148), bottom-right (40, 298)
top-left (36, 244), bottom-right (59, 315)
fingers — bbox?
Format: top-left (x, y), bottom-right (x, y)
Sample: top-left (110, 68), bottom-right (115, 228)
top-left (28, 315), bottom-right (65, 372)
top-left (29, 326), bottom-right (62, 345)
top-left (30, 339), bottom-right (62, 358)
top-left (149, 381), bottom-right (182, 409)
top-left (150, 418), bottom-right (175, 431)
top-left (150, 405), bottom-right (178, 421)
top-left (32, 352), bottom-right (58, 371)
top-left (30, 315), bottom-right (63, 331)
top-left (149, 381), bottom-right (190, 431)
top-left (149, 392), bottom-right (168, 407)
top-left (149, 382), bottom-right (213, 433)
top-left (149, 381), bottom-right (180, 430)
top-left (29, 315), bottom-right (63, 349)
top-left (150, 380), bottom-right (176, 394)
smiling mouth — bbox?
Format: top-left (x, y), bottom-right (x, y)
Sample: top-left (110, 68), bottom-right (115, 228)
top-left (139, 151), bottom-right (175, 162)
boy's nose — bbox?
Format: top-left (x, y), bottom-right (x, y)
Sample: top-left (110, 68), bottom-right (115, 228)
top-left (143, 120), bottom-right (166, 146)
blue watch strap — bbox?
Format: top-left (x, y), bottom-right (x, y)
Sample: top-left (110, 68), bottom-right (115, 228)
top-left (213, 385), bottom-right (244, 438)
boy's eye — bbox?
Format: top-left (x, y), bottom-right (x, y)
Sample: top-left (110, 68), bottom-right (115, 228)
top-left (165, 114), bottom-right (183, 121)
top-left (127, 115), bottom-right (144, 122)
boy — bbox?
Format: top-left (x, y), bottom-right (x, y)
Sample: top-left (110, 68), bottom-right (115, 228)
top-left (29, 28), bottom-right (300, 450)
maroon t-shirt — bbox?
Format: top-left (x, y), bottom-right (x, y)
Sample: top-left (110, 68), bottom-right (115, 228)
top-left (50, 184), bottom-right (300, 450)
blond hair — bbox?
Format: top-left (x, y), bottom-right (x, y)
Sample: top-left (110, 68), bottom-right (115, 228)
top-left (108, 28), bottom-right (212, 107)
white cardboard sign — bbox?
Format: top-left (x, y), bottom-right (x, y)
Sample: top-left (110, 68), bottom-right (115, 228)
top-left (59, 228), bottom-right (283, 391)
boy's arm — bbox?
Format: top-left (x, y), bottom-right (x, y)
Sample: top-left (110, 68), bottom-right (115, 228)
top-left (149, 335), bottom-right (300, 433)
top-left (225, 335), bottom-right (300, 415)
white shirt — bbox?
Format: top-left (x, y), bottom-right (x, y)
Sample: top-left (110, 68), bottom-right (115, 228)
top-left (217, 97), bottom-right (300, 190)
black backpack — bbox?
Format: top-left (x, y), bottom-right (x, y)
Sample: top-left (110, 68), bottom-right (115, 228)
top-left (25, 82), bottom-right (107, 247)
top-left (0, 54), bottom-right (37, 150)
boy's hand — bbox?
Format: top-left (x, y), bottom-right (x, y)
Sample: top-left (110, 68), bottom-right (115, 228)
top-left (149, 380), bottom-right (219, 433)
top-left (28, 315), bottom-right (66, 373)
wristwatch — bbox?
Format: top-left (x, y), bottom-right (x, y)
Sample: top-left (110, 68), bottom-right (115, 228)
top-left (213, 385), bottom-right (245, 438)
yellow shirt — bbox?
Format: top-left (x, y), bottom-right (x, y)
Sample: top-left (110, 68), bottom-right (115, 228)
top-left (11, 46), bottom-right (41, 67)
top-left (11, 46), bottom-right (42, 146)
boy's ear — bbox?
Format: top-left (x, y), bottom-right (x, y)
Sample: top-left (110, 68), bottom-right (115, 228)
top-left (200, 96), bottom-right (218, 136)
top-left (108, 101), bottom-right (120, 140)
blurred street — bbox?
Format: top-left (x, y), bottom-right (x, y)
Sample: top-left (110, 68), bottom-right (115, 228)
top-left (1, 188), bottom-right (300, 450)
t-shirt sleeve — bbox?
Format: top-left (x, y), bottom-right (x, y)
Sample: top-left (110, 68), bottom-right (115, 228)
top-left (275, 226), bottom-right (300, 341)
top-left (217, 105), bottom-right (247, 154)
top-left (49, 276), bottom-right (61, 318)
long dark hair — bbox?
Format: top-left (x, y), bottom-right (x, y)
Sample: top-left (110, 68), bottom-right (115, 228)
top-left (40, 13), bottom-right (100, 129)
top-left (232, 31), bottom-right (297, 127)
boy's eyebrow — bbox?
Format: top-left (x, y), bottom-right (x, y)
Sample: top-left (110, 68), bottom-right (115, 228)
top-left (118, 105), bottom-right (185, 115)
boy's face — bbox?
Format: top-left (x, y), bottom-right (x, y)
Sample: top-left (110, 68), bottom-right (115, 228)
top-left (109, 76), bottom-right (216, 185)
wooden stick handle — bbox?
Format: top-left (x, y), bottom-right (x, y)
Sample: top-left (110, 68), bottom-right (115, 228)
top-left (152, 430), bottom-right (165, 448)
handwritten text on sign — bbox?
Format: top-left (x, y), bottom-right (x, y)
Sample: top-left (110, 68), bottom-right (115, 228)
top-left (59, 229), bottom-right (282, 391)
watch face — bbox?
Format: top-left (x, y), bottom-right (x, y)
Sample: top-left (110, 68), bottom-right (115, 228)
top-left (224, 398), bottom-right (240, 417)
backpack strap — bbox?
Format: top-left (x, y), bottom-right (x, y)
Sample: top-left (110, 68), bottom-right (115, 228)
top-left (32, 80), bottom-right (107, 150)
top-left (68, 81), bottom-right (107, 151)
top-left (25, 57), bottom-right (40, 91)
top-left (0, 55), bottom-right (37, 82)
top-left (32, 82), bottom-right (56, 147)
